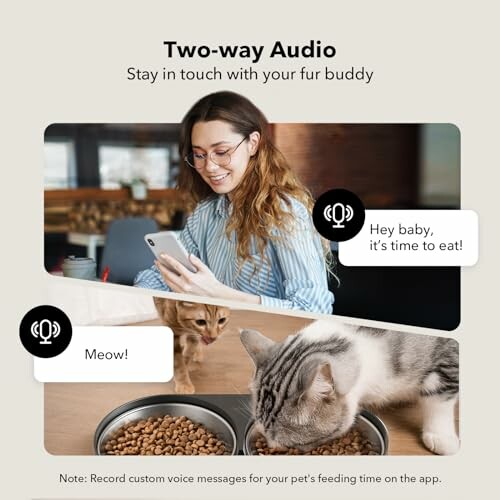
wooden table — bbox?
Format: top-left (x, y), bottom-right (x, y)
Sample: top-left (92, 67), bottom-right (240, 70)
top-left (44, 309), bottom-right (457, 456)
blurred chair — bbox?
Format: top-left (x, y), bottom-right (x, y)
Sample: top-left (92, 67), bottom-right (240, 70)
top-left (99, 217), bottom-right (159, 285)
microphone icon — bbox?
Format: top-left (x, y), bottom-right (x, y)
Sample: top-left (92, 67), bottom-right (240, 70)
top-left (312, 188), bottom-right (365, 242)
top-left (20, 305), bottom-right (72, 358)
top-left (31, 319), bottom-right (61, 345)
top-left (323, 203), bottom-right (354, 229)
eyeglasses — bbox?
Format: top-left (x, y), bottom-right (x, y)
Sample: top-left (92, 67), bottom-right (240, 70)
top-left (185, 136), bottom-right (247, 169)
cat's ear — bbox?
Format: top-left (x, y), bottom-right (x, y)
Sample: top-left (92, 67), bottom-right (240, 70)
top-left (240, 329), bottom-right (275, 366)
top-left (299, 361), bottom-right (335, 400)
top-left (176, 301), bottom-right (196, 308)
top-left (329, 353), bottom-right (360, 395)
top-left (175, 301), bottom-right (197, 314)
top-left (300, 356), bottom-right (360, 400)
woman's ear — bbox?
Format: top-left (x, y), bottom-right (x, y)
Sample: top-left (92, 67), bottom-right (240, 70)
top-left (248, 131), bottom-right (260, 156)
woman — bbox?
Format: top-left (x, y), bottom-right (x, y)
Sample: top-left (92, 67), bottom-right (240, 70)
top-left (135, 91), bottom-right (334, 314)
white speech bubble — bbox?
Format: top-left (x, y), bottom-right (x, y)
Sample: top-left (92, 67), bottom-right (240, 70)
top-left (34, 326), bottom-right (173, 382)
top-left (338, 210), bottom-right (478, 266)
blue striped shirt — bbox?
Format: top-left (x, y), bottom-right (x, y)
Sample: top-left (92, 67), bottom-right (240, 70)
top-left (134, 195), bottom-right (334, 314)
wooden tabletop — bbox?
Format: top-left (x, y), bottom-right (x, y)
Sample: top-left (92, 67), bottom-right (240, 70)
top-left (44, 309), bottom-right (457, 456)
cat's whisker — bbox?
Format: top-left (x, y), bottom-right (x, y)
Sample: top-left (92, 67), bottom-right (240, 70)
top-left (229, 382), bottom-right (243, 394)
top-left (235, 399), bottom-right (252, 419)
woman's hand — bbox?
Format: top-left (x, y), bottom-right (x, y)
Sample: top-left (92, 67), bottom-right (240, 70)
top-left (156, 254), bottom-right (225, 297)
top-left (155, 253), bottom-right (261, 305)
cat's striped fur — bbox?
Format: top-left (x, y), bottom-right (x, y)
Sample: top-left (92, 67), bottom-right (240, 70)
top-left (241, 320), bottom-right (459, 455)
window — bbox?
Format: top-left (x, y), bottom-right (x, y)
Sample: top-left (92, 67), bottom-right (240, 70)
top-left (419, 124), bottom-right (460, 207)
top-left (98, 144), bottom-right (170, 189)
top-left (44, 140), bottom-right (76, 189)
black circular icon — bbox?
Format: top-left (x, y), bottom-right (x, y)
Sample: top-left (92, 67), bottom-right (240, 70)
top-left (19, 305), bottom-right (72, 358)
top-left (312, 188), bottom-right (366, 242)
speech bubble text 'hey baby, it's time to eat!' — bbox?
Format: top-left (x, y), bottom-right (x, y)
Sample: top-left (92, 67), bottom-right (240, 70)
top-left (338, 210), bottom-right (478, 266)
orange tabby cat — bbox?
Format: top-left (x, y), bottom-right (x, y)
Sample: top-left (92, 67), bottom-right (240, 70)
top-left (153, 298), bottom-right (230, 394)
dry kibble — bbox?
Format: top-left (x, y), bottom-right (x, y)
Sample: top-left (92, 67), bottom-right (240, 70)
top-left (254, 429), bottom-right (379, 456)
top-left (103, 414), bottom-right (228, 456)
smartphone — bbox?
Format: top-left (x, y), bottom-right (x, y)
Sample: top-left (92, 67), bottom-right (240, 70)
top-left (144, 231), bottom-right (197, 273)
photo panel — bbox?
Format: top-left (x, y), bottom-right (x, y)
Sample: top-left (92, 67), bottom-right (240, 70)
top-left (44, 287), bottom-right (459, 457)
top-left (44, 120), bottom-right (460, 330)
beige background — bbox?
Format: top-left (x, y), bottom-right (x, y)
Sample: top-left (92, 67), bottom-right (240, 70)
top-left (1, 0), bottom-right (498, 499)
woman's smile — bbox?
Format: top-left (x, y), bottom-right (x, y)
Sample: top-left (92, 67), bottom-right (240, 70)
top-left (207, 172), bottom-right (230, 185)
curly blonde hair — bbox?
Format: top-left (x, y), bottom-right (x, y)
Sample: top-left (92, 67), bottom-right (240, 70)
top-left (178, 91), bottom-right (329, 269)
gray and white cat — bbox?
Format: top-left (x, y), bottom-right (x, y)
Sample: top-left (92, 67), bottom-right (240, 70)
top-left (241, 320), bottom-right (459, 455)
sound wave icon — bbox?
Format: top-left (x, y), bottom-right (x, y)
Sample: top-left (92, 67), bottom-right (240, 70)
top-left (323, 203), bottom-right (354, 229)
top-left (31, 319), bottom-right (61, 345)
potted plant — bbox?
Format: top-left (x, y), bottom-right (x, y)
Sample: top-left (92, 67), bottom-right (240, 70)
top-left (121, 177), bottom-right (148, 200)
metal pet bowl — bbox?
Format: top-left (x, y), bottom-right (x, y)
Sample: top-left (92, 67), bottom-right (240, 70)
top-left (244, 409), bottom-right (389, 455)
top-left (94, 396), bottom-right (238, 456)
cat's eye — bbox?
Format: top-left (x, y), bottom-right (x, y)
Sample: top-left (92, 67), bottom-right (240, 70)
top-left (195, 319), bottom-right (207, 326)
top-left (218, 318), bottom-right (227, 324)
